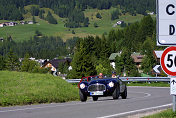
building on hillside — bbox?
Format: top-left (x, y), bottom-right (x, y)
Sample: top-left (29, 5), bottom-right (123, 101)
top-left (109, 52), bottom-right (144, 72)
top-left (148, 12), bottom-right (154, 15)
top-left (0, 37), bottom-right (3, 42)
top-left (20, 21), bottom-right (25, 25)
top-left (28, 21), bottom-right (33, 24)
top-left (42, 58), bottom-right (72, 73)
top-left (0, 23), bottom-right (5, 27)
top-left (116, 21), bottom-right (124, 25)
top-left (4, 22), bottom-right (18, 26)
top-left (109, 52), bottom-right (121, 69)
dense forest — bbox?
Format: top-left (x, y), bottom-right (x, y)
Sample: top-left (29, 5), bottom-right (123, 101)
top-left (0, 0), bottom-right (155, 27)
top-left (0, 15), bottom-right (164, 77)
top-left (68, 15), bottom-right (163, 78)
top-left (0, 33), bottom-right (78, 59)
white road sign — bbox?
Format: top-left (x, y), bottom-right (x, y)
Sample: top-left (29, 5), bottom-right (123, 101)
top-left (171, 78), bottom-right (176, 95)
top-left (157, 0), bottom-right (176, 46)
top-left (153, 65), bottom-right (161, 73)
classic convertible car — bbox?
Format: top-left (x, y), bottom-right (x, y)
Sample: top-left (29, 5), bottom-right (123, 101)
top-left (78, 76), bottom-right (127, 102)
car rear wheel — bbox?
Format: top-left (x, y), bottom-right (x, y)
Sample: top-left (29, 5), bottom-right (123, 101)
top-left (121, 86), bottom-right (127, 99)
top-left (112, 85), bottom-right (120, 99)
top-left (79, 90), bottom-right (87, 102)
top-left (92, 96), bottom-right (98, 101)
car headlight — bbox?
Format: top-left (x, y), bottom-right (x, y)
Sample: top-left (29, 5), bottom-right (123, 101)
top-left (80, 83), bottom-right (85, 89)
top-left (108, 82), bottom-right (114, 87)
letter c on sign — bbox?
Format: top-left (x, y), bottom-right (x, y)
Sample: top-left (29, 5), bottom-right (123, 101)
top-left (166, 4), bottom-right (175, 15)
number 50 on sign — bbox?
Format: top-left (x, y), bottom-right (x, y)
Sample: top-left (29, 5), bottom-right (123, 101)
top-left (161, 47), bottom-right (176, 76)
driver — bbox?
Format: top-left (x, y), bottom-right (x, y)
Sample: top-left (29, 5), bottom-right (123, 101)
top-left (98, 73), bottom-right (104, 79)
top-left (112, 71), bottom-right (117, 78)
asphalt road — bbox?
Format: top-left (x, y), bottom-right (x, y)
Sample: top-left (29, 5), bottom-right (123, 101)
top-left (0, 87), bottom-right (172, 118)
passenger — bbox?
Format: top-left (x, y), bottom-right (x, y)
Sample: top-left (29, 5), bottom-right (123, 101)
top-left (112, 71), bottom-right (117, 78)
top-left (98, 73), bottom-right (104, 79)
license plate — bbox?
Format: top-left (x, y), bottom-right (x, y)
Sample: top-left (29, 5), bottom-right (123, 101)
top-left (90, 91), bottom-right (103, 95)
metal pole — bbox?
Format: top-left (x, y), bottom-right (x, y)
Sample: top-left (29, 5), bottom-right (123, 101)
top-left (173, 95), bottom-right (176, 112)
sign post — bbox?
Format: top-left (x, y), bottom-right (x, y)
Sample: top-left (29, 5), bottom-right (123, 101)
top-left (161, 47), bottom-right (176, 111)
top-left (157, 0), bottom-right (176, 111)
top-left (170, 77), bottom-right (176, 111)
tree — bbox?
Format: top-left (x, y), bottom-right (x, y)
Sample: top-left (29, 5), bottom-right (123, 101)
top-left (141, 37), bottom-right (156, 74)
top-left (115, 55), bottom-right (124, 75)
top-left (119, 48), bottom-right (139, 76)
top-left (30, 6), bottom-right (39, 16)
top-left (21, 53), bottom-right (30, 72)
top-left (32, 16), bottom-right (36, 24)
top-left (83, 17), bottom-right (89, 27)
top-left (94, 22), bottom-right (98, 28)
top-left (68, 39), bottom-right (96, 78)
top-left (6, 49), bottom-right (20, 71)
top-left (96, 13), bottom-right (102, 19)
top-left (46, 11), bottom-right (58, 24)
top-left (35, 30), bottom-right (42, 36)
top-left (0, 54), bottom-right (5, 70)
top-left (111, 9), bottom-right (120, 20)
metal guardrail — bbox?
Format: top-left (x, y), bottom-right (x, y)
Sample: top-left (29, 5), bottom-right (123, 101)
top-left (66, 77), bottom-right (170, 83)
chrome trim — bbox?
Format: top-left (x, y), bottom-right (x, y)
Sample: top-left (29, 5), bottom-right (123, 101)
top-left (87, 83), bottom-right (106, 92)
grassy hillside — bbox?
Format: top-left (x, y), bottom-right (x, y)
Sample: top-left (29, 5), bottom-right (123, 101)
top-left (0, 5), bottom-right (155, 42)
top-left (0, 71), bottom-right (79, 107)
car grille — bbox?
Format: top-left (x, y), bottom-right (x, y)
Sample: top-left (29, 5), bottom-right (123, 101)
top-left (88, 84), bottom-right (106, 92)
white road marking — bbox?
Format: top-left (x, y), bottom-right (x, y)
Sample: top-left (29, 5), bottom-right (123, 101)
top-left (128, 91), bottom-right (151, 99)
top-left (128, 86), bottom-right (170, 89)
top-left (97, 103), bottom-right (172, 118)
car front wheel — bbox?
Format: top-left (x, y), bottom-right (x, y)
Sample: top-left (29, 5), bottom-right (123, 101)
top-left (112, 85), bottom-right (120, 99)
top-left (79, 90), bottom-right (87, 102)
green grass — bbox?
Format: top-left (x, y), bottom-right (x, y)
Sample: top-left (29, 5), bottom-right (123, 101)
top-left (127, 82), bottom-right (170, 87)
top-left (0, 6), bottom-right (148, 42)
top-left (0, 71), bottom-right (79, 107)
top-left (144, 109), bottom-right (176, 118)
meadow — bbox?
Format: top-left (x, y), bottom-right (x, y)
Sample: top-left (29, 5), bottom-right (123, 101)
top-left (0, 6), bottom-right (150, 42)
top-left (0, 71), bottom-right (79, 107)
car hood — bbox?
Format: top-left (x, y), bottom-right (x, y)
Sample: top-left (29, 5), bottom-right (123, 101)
top-left (89, 79), bottom-right (115, 85)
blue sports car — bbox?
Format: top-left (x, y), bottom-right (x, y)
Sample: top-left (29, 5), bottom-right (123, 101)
top-left (78, 76), bottom-right (127, 102)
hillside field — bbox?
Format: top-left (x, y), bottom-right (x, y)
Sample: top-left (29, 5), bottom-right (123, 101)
top-left (0, 71), bottom-right (79, 107)
top-left (0, 6), bottom-right (154, 42)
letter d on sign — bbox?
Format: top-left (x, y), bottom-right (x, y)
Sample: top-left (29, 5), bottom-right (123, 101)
top-left (170, 25), bottom-right (175, 35)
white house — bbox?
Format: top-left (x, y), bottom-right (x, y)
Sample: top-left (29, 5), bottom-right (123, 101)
top-left (0, 23), bottom-right (5, 27)
top-left (116, 21), bottom-right (124, 25)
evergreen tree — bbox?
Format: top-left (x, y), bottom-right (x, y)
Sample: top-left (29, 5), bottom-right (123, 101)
top-left (94, 22), bottom-right (98, 27)
top-left (83, 17), bottom-right (89, 27)
top-left (21, 53), bottom-right (30, 72)
top-left (111, 9), bottom-right (120, 20)
top-left (32, 16), bottom-right (36, 24)
top-left (6, 49), bottom-right (20, 71)
top-left (68, 39), bottom-right (96, 78)
top-left (46, 11), bottom-right (58, 24)
top-left (141, 37), bottom-right (156, 74)
top-left (0, 54), bottom-right (5, 70)
top-left (96, 13), bottom-right (102, 19)
top-left (120, 48), bottom-right (139, 76)
top-left (115, 55), bottom-right (124, 76)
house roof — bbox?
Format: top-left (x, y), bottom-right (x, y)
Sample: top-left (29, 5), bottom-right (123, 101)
top-left (43, 58), bottom-right (72, 68)
top-left (154, 50), bottom-right (163, 59)
top-left (109, 52), bottom-right (144, 63)
top-left (131, 55), bottom-right (144, 63)
top-left (109, 53), bottom-right (121, 60)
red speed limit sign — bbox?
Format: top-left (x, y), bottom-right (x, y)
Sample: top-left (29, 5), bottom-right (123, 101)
top-left (161, 47), bottom-right (176, 76)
